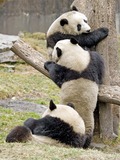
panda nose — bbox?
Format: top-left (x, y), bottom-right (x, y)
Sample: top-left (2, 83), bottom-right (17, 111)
top-left (86, 30), bottom-right (90, 33)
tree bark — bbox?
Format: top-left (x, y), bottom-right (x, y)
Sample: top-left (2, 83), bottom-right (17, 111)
top-left (11, 40), bottom-right (50, 79)
top-left (99, 85), bottom-right (120, 106)
top-left (71, 0), bottom-right (120, 140)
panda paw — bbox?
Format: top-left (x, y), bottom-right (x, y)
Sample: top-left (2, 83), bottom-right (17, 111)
top-left (83, 133), bottom-right (93, 149)
top-left (44, 61), bottom-right (55, 71)
top-left (99, 27), bottom-right (109, 36)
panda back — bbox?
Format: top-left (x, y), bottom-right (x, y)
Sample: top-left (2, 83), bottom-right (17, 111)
top-left (89, 51), bottom-right (105, 84)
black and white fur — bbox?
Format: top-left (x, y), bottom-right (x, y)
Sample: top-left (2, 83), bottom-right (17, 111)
top-left (44, 38), bottom-right (105, 148)
top-left (6, 100), bottom-right (86, 148)
top-left (47, 10), bottom-right (109, 58)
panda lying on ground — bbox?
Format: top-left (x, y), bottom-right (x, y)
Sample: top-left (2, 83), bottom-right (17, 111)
top-left (47, 10), bottom-right (109, 58)
top-left (44, 38), bottom-right (105, 148)
top-left (6, 100), bottom-right (86, 148)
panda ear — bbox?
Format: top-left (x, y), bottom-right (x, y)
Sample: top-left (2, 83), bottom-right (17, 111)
top-left (71, 5), bottom-right (78, 11)
top-left (56, 47), bottom-right (62, 57)
top-left (60, 19), bottom-right (68, 26)
top-left (70, 38), bottom-right (78, 45)
top-left (49, 100), bottom-right (56, 111)
top-left (67, 103), bottom-right (75, 109)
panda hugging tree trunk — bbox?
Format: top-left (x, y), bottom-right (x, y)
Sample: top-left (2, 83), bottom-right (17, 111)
top-left (46, 10), bottom-right (109, 59)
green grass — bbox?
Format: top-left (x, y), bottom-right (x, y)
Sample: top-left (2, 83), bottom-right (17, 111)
top-left (0, 64), bottom-right (60, 105)
top-left (0, 107), bottom-right (40, 143)
top-left (0, 107), bottom-right (120, 160)
top-left (1, 142), bottom-right (120, 160)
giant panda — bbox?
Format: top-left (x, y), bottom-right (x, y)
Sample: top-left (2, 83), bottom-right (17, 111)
top-left (47, 10), bottom-right (109, 58)
top-left (6, 100), bottom-right (86, 148)
top-left (44, 38), bottom-right (105, 148)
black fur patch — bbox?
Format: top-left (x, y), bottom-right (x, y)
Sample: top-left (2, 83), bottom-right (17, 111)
top-left (35, 116), bottom-right (85, 148)
top-left (67, 103), bottom-right (75, 109)
top-left (70, 38), bottom-right (78, 45)
top-left (80, 51), bottom-right (105, 84)
top-left (24, 118), bottom-right (37, 134)
top-left (25, 115), bottom-right (85, 148)
top-left (60, 19), bottom-right (68, 26)
top-left (83, 132), bottom-right (93, 149)
top-left (6, 126), bottom-right (31, 143)
top-left (56, 47), bottom-right (62, 57)
top-left (49, 99), bottom-right (56, 111)
top-left (44, 51), bottom-right (104, 88)
top-left (47, 27), bottom-right (109, 49)
top-left (71, 6), bottom-right (78, 11)
top-left (44, 61), bottom-right (80, 87)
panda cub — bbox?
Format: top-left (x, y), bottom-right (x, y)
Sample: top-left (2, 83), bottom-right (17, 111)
top-left (47, 10), bottom-right (109, 58)
top-left (6, 100), bottom-right (86, 148)
top-left (44, 38), bottom-right (105, 148)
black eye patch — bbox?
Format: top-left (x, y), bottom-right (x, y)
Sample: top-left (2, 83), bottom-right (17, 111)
top-left (60, 19), bottom-right (68, 26)
top-left (84, 19), bottom-right (87, 23)
top-left (56, 47), bottom-right (62, 57)
top-left (77, 24), bottom-right (81, 31)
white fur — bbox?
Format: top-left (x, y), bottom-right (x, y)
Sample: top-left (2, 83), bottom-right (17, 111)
top-left (52, 39), bottom-right (90, 72)
top-left (60, 79), bottom-right (98, 134)
top-left (32, 135), bottom-right (69, 147)
top-left (47, 11), bottom-right (91, 37)
top-left (42, 104), bottom-right (85, 135)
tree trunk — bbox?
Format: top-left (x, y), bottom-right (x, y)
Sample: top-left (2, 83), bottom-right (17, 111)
top-left (71, 0), bottom-right (120, 140)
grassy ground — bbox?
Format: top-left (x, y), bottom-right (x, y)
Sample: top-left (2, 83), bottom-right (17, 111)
top-left (0, 32), bottom-right (120, 160)
top-left (0, 64), bottom-right (60, 105)
top-left (1, 142), bottom-right (120, 160)
top-left (0, 106), bottom-right (120, 160)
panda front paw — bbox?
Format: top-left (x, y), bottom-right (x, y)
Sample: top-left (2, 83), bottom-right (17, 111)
top-left (99, 27), bottom-right (109, 37)
top-left (44, 61), bottom-right (55, 71)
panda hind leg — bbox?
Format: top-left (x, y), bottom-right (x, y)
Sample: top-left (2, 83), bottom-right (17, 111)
top-left (83, 132), bottom-right (93, 149)
top-left (6, 126), bottom-right (32, 143)
top-left (24, 118), bottom-right (37, 133)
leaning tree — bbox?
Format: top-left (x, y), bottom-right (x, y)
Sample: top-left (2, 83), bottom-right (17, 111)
top-left (11, 0), bottom-right (120, 142)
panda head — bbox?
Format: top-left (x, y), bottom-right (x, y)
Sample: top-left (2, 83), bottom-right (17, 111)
top-left (42, 100), bottom-right (85, 134)
top-left (51, 38), bottom-right (90, 72)
top-left (47, 11), bottom-right (91, 36)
